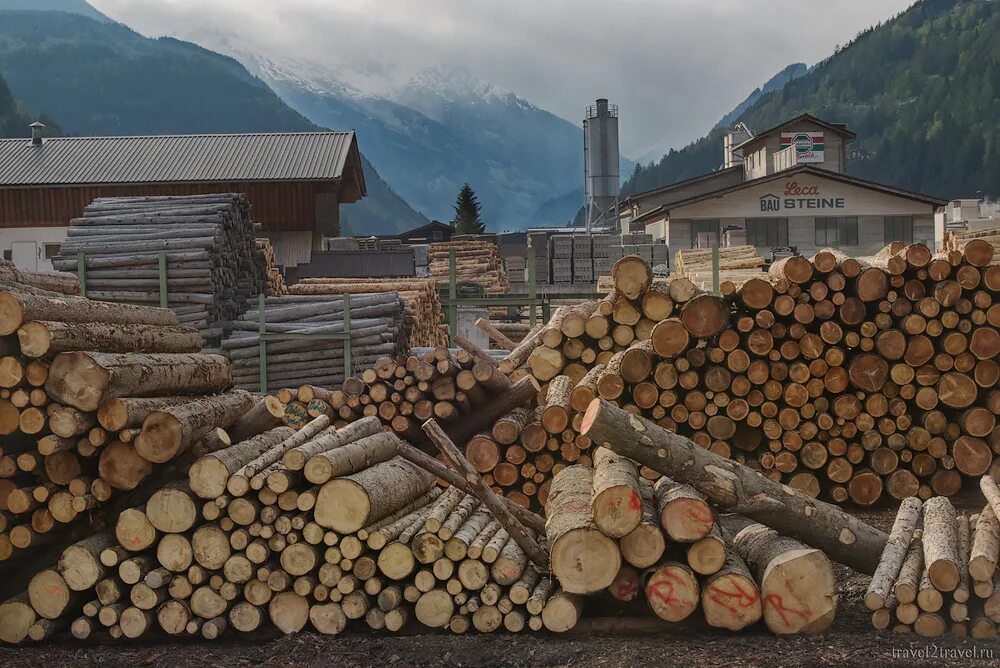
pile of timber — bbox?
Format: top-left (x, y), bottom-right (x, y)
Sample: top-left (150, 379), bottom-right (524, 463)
top-left (544, 459), bottom-right (837, 634)
top-left (427, 241), bottom-right (509, 295)
top-left (0, 414), bottom-right (571, 643)
top-left (220, 295), bottom-right (407, 392)
top-left (867, 475), bottom-right (1000, 639)
top-left (946, 227), bottom-right (1000, 255)
top-left (256, 239), bottom-right (287, 296)
top-left (263, 347), bottom-right (538, 460)
top-left (0, 285), bottom-right (256, 564)
top-left (674, 246), bottom-right (766, 291)
top-left (502, 245), bottom-right (1000, 506)
top-left (288, 279), bottom-right (447, 348)
top-left (0, 260), bottom-right (79, 296)
top-left (52, 194), bottom-right (272, 344)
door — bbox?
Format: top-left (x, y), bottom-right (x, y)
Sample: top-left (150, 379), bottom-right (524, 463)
top-left (11, 241), bottom-right (38, 270)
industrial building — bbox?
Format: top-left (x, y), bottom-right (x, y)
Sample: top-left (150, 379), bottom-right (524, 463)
top-left (0, 127), bottom-right (366, 270)
top-left (620, 114), bottom-right (947, 265)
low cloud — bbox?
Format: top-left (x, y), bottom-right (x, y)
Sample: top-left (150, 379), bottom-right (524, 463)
top-left (91, 0), bottom-right (914, 158)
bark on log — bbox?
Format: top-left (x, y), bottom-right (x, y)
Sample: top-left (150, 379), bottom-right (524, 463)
top-left (0, 291), bottom-right (179, 336)
top-left (136, 391), bottom-right (255, 464)
top-left (590, 447), bottom-right (642, 538)
top-left (17, 321), bottom-right (201, 358)
top-left (581, 399), bottom-right (887, 574)
top-left (314, 457), bottom-right (435, 533)
top-left (922, 496), bottom-right (959, 591)
top-left (865, 497), bottom-right (922, 610)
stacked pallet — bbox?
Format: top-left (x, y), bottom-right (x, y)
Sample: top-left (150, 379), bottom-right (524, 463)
top-left (51, 194), bottom-right (270, 343)
top-left (506, 244), bottom-right (1000, 506)
top-left (674, 246), bottom-right (766, 291)
top-left (427, 241), bottom-right (508, 295)
top-left (288, 278), bottom-right (447, 348)
top-left (0, 286), bottom-right (249, 563)
top-left (544, 460), bottom-right (838, 634)
top-left (0, 415), bottom-right (575, 643)
top-left (255, 239), bottom-right (287, 296)
top-left (221, 294), bottom-right (406, 392)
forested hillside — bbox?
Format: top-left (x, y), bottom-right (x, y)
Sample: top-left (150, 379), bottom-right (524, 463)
top-left (0, 9), bottom-right (426, 234)
top-left (625, 0), bottom-right (1000, 200)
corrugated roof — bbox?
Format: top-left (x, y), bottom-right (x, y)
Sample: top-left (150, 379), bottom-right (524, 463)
top-left (0, 132), bottom-right (359, 187)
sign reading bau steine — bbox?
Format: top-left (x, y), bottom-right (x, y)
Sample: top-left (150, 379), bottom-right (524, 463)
top-left (760, 181), bottom-right (846, 212)
top-left (780, 131), bottom-right (824, 163)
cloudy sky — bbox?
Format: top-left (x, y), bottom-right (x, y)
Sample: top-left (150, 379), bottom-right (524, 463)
top-left (90, 0), bottom-right (915, 159)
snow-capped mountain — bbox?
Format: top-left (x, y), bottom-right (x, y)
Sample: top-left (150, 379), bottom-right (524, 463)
top-left (226, 49), bottom-right (589, 230)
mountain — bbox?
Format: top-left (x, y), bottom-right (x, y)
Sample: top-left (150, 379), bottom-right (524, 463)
top-left (0, 9), bottom-right (425, 234)
top-left (625, 0), bottom-right (1000, 201)
top-left (715, 63), bottom-right (808, 129)
top-left (239, 56), bottom-right (589, 230)
top-left (0, 0), bottom-right (108, 22)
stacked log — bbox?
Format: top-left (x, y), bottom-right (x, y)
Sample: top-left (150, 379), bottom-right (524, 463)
top-left (674, 246), bottom-right (766, 292)
top-left (866, 492), bottom-right (990, 638)
top-left (504, 246), bottom-right (1000, 506)
top-left (427, 241), bottom-right (509, 295)
top-left (0, 285), bottom-right (254, 564)
top-left (220, 294), bottom-right (407, 392)
top-left (51, 194), bottom-right (271, 344)
top-left (255, 239), bottom-right (287, 296)
top-left (0, 260), bottom-right (79, 296)
top-left (545, 456), bottom-right (834, 634)
top-left (263, 348), bottom-right (536, 463)
top-left (288, 279), bottom-right (447, 348)
top-left (0, 423), bottom-right (573, 643)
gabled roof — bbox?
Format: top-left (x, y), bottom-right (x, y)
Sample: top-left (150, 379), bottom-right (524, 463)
top-left (400, 220), bottom-right (453, 236)
top-left (734, 113), bottom-right (857, 152)
top-left (665, 165), bottom-right (946, 212)
top-left (623, 165), bottom-right (743, 205)
top-left (0, 131), bottom-right (366, 199)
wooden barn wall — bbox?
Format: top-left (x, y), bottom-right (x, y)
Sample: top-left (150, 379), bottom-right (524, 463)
top-left (0, 181), bottom-right (335, 233)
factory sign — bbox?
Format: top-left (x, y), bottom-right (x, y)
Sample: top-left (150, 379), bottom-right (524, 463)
top-left (759, 182), bottom-right (846, 212)
top-left (781, 131), bottom-right (824, 163)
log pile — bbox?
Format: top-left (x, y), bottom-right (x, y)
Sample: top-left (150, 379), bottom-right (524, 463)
top-left (428, 241), bottom-right (509, 295)
top-left (674, 246), bottom-right (766, 291)
top-left (52, 194), bottom-right (274, 344)
top-left (502, 246), bottom-right (1000, 506)
top-left (288, 279), bottom-right (447, 348)
top-left (220, 295), bottom-right (407, 392)
top-left (0, 260), bottom-right (79, 296)
top-left (0, 286), bottom-right (254, 564)
top-left (0, 418), bottom-right (578, 643)
top-left (864, 489), bottom-right (995, 638)
top-left (543, 454), bottom-right (837, 633)
top-left (255, 239), bottom-right (287, 296)
top-left (262, 348), bottom-right (537, 458)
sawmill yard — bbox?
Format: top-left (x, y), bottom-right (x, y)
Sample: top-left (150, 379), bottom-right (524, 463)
top-left (0, 503), bottom-right (994, 668)
top-left (6, 195), bottom-right (1000, 667)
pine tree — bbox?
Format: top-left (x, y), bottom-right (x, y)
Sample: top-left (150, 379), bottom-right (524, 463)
top-left (452, 183), bottom-right (485, 234)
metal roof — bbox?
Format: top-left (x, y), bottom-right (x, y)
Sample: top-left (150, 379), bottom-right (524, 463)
top-left (0, 131), bottom-right (361, 187)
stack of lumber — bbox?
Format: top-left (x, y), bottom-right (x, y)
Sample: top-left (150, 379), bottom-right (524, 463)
top-left (0, 260), bottom-right (79, 296)
top-left (51, 194), bottom-right (270, 343)
top-left (263, 348), bottom-right (538, 459)
top-left (867, 475), bottom-right (1000, 639)
top-left (674, 246), bottom-right (766, 292)
top-left (0, 285), bottom-right (252, 563)
top-left (546, 458), bottom-right (838, 633)
top-left (428, 241), bottom-right (509, 295)
top-left (288, 278), bottom-right (447, 348)
top-left (220, 295), bottom-right (406, 392)
top-left (505, 245), bottom-right (1000, 506)
top-left (255, 239), bottom-right (287, 296)
top-left (944, 227), bottom-right (1000, 257)
top-left (0, 414), bottom-right (575, 643)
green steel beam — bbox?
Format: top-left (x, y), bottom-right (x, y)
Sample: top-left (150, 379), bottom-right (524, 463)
top-left (158, 250), bottom-right (168, 308)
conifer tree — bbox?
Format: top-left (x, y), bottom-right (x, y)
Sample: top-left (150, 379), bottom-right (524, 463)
top-left (452, 183), bottom-right (485, 234)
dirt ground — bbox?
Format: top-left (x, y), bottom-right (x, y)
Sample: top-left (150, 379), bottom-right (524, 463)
top-left (3, 495), bottom-right (1000, 668)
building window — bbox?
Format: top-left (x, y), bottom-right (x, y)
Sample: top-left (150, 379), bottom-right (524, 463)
top-left (690, 219), bottom-right (720, 248)
top-left (815, 217), bottom-right (858, 247)
top-left (884, 215), bottom-right (913, 244)
top-left (745, 218), bottom-right (788, 247)
top-left (431, 230), bottom-right (444, 242)
top-left (43, 243), bottom-right (61, 260)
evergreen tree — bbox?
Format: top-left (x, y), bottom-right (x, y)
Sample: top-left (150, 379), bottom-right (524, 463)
top-left (452, 183), bottom-right (485, 234)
